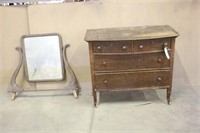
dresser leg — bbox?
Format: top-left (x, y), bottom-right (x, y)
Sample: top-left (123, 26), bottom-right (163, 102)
top-left (167, 88), bottom-right (171, 105)
top-left (93, 90), bottom-right (97, 107)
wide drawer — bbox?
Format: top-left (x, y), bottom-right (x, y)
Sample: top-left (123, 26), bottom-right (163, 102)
top-left (94, 70), bottom-right (170, 90)
top-left (94, 52), bottom-right (170, 71)
top-left (133, 38), bottom-right (171, 53)
top-left (92, 41), bottom-right (132, 53)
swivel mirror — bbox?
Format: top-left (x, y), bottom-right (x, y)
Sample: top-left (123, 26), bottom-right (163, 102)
top-left (22, 34), bottom-right (64, 81)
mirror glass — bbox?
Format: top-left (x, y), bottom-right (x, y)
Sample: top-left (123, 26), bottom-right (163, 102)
top-left (22, 34), bottom-right (65, 82)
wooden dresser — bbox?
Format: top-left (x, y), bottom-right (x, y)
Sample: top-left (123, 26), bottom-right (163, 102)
top-left (85, 25), bottom-right (179, 106)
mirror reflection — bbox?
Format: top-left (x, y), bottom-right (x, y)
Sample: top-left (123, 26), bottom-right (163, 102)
top-left (22, 34), bottom-right (64, 82)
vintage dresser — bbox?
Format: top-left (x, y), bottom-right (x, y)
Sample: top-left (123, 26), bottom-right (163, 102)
top-left (85, 25), bottom-right (179, 106)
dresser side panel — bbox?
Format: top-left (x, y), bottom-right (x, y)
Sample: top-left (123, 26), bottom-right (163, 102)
top-left (170, 38), bottom-right (176, 87)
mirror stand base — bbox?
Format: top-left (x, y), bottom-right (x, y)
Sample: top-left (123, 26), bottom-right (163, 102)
top-left (8, 44), bottom-right (81, 100)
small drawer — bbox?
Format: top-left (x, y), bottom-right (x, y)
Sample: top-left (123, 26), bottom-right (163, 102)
top-left (94, 53), bottom-right (170, 71)
top-left (94, 70), bottom-right (170, 90)
top-left (92, 41), bottom-right (132, 53)
top-left (133, 38), bottom-right (171, 53)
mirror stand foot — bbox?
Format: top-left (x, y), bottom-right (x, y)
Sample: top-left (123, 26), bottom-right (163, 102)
top-left (73, 89), bottom-right (78, 99)
top-left (11, 92), bottom-right (17, 101)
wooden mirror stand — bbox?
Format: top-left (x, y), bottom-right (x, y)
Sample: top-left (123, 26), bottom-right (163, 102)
top-left (8, 35), bottom-right (80, 100)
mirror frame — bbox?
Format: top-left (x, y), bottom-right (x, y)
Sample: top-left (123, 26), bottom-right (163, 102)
top-left (22, 33), bottom-right (65, 82)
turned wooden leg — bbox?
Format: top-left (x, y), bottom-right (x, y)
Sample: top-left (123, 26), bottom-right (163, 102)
top-left (167, 88), bottom-right (171, 105)
top-left (93, 90), bottom-right (97, 107)
top-left (11, 92), bottom-right (16, 101)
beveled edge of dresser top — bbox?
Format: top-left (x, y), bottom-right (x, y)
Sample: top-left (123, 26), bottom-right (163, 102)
top-left (84, 25), bottom-right (179, 41)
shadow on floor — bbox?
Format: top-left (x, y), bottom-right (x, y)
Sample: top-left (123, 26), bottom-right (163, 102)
top-left (99, 90), bottom-right (161, 105)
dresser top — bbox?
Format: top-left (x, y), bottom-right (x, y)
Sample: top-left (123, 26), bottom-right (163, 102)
top-left (85, 25), bottom-right (179, 41)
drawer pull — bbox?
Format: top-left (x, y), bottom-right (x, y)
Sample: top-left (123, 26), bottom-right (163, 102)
top-left (122, 46), bottom-right (127, 50)
top-left (97, 46), bottom-right (102, 50)
top-left (163, 42), bottom-right (168, 46)
top-left (157, 58), bottom-right (162, 62)
top-left (139, 45), bottom-right (144, 49)
top-left (103, 80), bottom-right (108, 84)
top-left (102, 61), bottom-right (107, 65)
top-left (157, 77), bottom-right (162, 81)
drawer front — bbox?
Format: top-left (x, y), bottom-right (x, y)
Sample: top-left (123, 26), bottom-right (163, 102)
top-left (94, 53), bottom-right (170, 71)
top-left (94, 71), bottom-right (170, 90)
top-left (133, 38), bottom-right (171, 53)
top-left (93, 41), bottom-right (132, 53)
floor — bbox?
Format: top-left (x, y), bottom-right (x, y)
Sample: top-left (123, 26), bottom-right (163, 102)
top-left (0, 84), bottom-right (200, 133)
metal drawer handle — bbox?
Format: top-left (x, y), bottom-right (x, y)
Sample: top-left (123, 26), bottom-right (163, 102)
top-left (157, 77), bottom-right (162, 81)
top-left (139, 45), bottom-right (144, 49)
top-left (97, 46), bottom-right (101, 50)
top-left (163, 42), bottom-right (168, 46)
top-left (103, 80), bottom-right (108, 84)
top-left (122, 46), bottom-right (127, 50)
